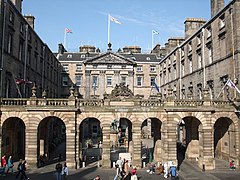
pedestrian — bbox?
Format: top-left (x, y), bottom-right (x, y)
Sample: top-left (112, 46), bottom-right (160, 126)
top-left (55, 161), bottom-right (62, 180)
top-left (61, 162), bottom-right (68, 180)
top-left (19, 160), bottom-right (30, 180)
top-left (15, 159), bottom-right (23, 178)
top-left (229, 160), bottom-right (236, 170)
top-left (163, 161), bottom-right (169, 178)
top-left (122, 160), bottom-right (130, 179)
top-left (130, 166), bottom-right (138, 180)
top-left (6, 155), bottom-right (14, 174)
top-left (169, 163), bottom-right (177, 180)
top-left (93, 175), bottom-right (101, 180)
top-left (114, 157), bottom-right (123, 179)
top-left (1, 155), bottom-right (6, 167)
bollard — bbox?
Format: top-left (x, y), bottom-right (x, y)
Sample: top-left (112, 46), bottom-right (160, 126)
top-left (143, 162), bottom-right (146, 168)
top-left (82, 162), bottom-right (85, 168)
top-left (113, 162), bottom-right (116, 168)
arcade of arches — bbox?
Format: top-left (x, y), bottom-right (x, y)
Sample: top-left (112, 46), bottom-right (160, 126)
top-left (0, 103), bottom-right (239, 170)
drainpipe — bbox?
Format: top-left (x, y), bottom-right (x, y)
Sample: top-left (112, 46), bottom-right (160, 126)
top-left (178, 45), bottom-right (182, 99)
top-left (230, 6), bottom-right (237, 98)
top-left (202, 28), bottom-right (206, 89)
top-left (23, 24), bottom-right (28, 97)
top-left (0, 0), bottom-right (7, 98)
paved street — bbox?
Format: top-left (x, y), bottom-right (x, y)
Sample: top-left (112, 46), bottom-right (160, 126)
top-left (2, 159), bottom-right (240, 180)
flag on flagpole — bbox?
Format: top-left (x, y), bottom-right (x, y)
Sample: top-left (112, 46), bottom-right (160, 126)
top-left (226, 79), bottom-right (240, 94)
top-left (153, 81), bottom-right (160, 93)
top-left (152, 30), bottom-right (159, 35)
top-left (109, 15), bottom-right (121, 24)
top-left (65, 28), bottom-right (72, 33)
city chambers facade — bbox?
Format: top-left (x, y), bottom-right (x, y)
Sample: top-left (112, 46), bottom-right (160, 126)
top-left (0, 0), bottom-right (240, 170)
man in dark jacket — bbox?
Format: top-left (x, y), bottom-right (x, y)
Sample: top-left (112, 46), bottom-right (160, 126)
top-left (55, 162), bottom-right (62, 180)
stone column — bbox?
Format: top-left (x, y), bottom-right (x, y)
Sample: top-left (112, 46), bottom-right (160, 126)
top-left (199, 127), bottom-right (215, 170)
top-left (101, 123), bottom-right (111, 168)
top-left (25, 116), bottom-right (38, 167)
top-left (65, 116), bottom-right (77, 169)
top-left (132, 124), bottom-right (142, 168)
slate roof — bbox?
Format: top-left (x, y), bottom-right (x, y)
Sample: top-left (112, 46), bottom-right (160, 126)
top-left (56, 51), bottom-right (162, 64)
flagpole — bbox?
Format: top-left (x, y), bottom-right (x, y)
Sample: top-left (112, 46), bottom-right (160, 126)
top-left (151, 30), bottom-right (154, 51)
top-left (216, 80), bottom-right (228, 99)
top-left (64, 28), bottom-right (67, 49)
top-left (108, 14), bottom-right (110, 44)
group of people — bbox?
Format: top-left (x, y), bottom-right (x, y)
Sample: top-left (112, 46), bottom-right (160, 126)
top-left (0, 155), bottom-right (30, 179)
top-left (147, 161), bottom-right (178, 179)
top-left (55, 161), bottom-right (68, 180)
top-left (114, 157), bottom-right (138, 180)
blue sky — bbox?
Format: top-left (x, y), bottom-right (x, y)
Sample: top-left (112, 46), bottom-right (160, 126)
top-left (22, 0), bottom-right (231, 53)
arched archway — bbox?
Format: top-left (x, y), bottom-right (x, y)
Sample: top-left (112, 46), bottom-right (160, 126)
top-left (37, 117), bottom-right (66, 167)
top-left (141, 118), bottom-right (162, 163)
top-left (214, 117), bottom-right (236, 161)
top-left (79, 118), bottom-right (102, 166)
top-left (177, 116), bottom-right (202, 166)
top-left (2, 117), bottom-right (25, 161)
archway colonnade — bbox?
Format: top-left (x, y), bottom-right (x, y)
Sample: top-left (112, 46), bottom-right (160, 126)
top-left (0, 109), bottom-right (239, 170)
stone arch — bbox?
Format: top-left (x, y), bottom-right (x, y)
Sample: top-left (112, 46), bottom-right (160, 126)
top-left (213, 116), bottom-right (237, 161)
top-left (176, 114), bottom-right (202, 162)
top-left (37, 116), bottom-right (66, 167)
top-left (2, 117), bottom-right (25, 161)
top-left (211, 112), bottom-right (239, 162)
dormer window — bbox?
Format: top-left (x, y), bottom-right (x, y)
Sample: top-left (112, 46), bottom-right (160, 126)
top-left (67, 54), bottom-right (72, 58)
top-left (197, 34), bottom-right (201, 45)
top-left (207, 26), bottom-right (212, 38)
top-left (131, 57), bottom-right (136, 60)
top-left (219, 14), bottom-right (225, 29)
top-left (93, 64), bottom-right (98, 69)
top-left (81, 54), bottom-right (85, 58)
top-left (188, 42), bottom-right (192, 52)
top-left (146, 57), bottom-right (151, 60)
top-left (107, 64), bottom-right (112, 69)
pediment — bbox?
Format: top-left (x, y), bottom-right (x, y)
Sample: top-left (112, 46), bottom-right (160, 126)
top-left (84, 52), bottom-right (136, 65)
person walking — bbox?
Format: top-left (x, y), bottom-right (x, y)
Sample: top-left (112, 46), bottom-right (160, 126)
top-left (6, 155), bottom-right (14, 174)
top-left (55, 162), bottom-right (63, 180)
top-left (19, 160), bottom-right (30, 180)
top-left (15, 159), bottom-right (23, 178)
top-left (169, 163), bottom-right (177, 180)
top-left (61, 162), bottom-right (68, 180)
top-left (1, 155), bottom-right (6, 168)
top-left (93, 175), bottom-right (101, 180)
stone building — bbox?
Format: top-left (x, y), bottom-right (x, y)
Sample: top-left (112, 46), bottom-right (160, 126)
top-left (56, 43), bottom-right (162, 99)
top-left (0, 0), bottom-right (62, 98)
top-left (159, 0), bottom-right (240, 101)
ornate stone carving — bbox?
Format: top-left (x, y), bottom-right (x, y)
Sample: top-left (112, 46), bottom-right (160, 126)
top-left (109, 83), bottom-right (134, 99)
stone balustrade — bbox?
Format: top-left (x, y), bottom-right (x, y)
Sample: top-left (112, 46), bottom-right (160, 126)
top-left (0, 97), bottom-right (232, 108)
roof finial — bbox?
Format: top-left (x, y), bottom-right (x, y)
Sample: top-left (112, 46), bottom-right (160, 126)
top-left (108, 42), bottom-right (112, 51)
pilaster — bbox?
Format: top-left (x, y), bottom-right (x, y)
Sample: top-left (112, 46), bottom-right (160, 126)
top-left (101, 123), bottom-right (111, 168)
top-left (199, 127), bottom-right (215, 170)
top-left (65, 117), bottom-right (77, 169)
top-left (132, 124), bottom-right (142, 168)
top-left (25, 116), bottom-right (38, 167)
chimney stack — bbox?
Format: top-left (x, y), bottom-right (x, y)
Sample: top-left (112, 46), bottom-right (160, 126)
top-left (211, 0), bottom-right (225, 17)
top-left (11, 0), bottom-right (23, 13)
top-left (24, 14), bottom-right (35, 29)
top-left (184, 18), bottom-right (206, 39)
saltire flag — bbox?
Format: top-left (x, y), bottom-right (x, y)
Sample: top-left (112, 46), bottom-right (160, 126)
top-left (152, 30), bottom-right (159, 35)
top-left (16, 79), bottom-right (33, 85)
top-left (65, 28), bottom-right (72, 33)
top-left (153, 81), bottom-right (160, 93)
top-left (109, 15), bottom-right (121, 24)
top-left (226, 79), bottom-right (240, 94)
top-left (16, 79), bottom-right (25, 85)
